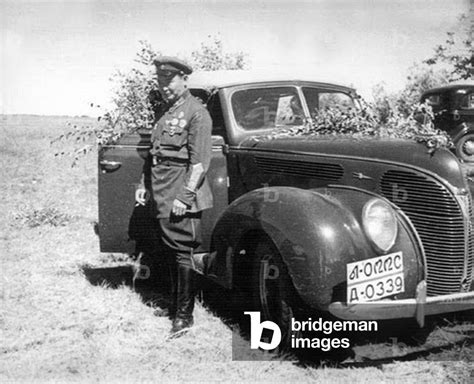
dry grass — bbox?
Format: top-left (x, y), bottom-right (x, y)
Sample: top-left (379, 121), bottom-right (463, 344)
top-left (0, 115), bottom-right (472, 383)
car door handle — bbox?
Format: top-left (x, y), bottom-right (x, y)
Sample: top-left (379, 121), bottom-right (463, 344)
top-left (100, 160), bottom-right (122, 173)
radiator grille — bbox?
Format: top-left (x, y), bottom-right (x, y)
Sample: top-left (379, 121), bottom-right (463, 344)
top-left (254, 156), bottom-right (343, 181)
top-left (466, 195), bottom-right (474, 291)
top-left (380, 169), bottom-right (472, 296)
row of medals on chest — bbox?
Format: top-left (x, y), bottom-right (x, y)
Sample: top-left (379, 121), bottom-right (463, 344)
top-left (162, 111), bottom-right (187, 136)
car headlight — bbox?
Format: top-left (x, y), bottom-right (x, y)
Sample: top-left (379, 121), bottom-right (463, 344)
top-left (362, 198), bottom-right (398, 253)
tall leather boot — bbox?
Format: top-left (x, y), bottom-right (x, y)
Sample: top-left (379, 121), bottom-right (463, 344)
top-left (168, 259), bottom-right (178, 317)
top-left (171, 265), bottom-right (196, 334)
top-left (154, 255), bottom-right (177, 318)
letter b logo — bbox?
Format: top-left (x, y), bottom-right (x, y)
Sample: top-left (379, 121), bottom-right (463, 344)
top-left (245, 311), bottom-right (281, 350)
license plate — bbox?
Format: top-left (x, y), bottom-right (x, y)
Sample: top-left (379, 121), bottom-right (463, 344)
top-left (347, 252), bottom-right (405, 303)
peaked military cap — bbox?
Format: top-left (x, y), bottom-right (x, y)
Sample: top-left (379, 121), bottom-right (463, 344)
top-left (153, 56), bottom-right (193, 77)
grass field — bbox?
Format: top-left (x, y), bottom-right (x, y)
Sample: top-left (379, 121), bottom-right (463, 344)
top-left (0, 114), bottom-right (473, 383)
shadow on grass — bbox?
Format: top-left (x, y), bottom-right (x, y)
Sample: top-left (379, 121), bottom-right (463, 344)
top-left (81, 261), bottom-right (474, 367)
top-left (81, 255), bottom-right (173, 316)
top-left (297, 311), bottom-right (474, 367)
top-left (337, 338), bottom-right (474, 369)
top-left (200, 280), bottom-right (474, 367)
top-left (82, 265), bottom-right (134, 288)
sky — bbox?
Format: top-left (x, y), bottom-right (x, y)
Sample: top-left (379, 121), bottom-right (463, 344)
top-left (1, 0), bottom-right (470, 116)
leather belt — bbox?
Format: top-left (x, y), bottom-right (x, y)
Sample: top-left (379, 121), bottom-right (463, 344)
top-left (152, 156), bottom-right (188, 167)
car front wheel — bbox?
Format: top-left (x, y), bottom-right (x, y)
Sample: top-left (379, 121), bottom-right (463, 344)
top-left (248, 238), bottom-right (301, 350)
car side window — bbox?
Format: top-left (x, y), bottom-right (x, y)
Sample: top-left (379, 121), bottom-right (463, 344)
top-left (231, 87), bottom-right (303, 130)
top-left (302, 88), bottom-right (355, 117)
top-left (460, 92), bottom-right (474, 110)
top-left (425, 94), bottom-right (441, 107)
top-left (423, 92), bottom-right (449, 112)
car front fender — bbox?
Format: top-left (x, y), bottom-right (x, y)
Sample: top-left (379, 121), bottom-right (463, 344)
top-left (452, 122), bottom-right (474, 143)
top-left (209, 186), bottom-right (424, 311)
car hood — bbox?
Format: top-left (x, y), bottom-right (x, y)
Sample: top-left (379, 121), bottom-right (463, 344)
top-left (239, 135), bottom-right (466, 189)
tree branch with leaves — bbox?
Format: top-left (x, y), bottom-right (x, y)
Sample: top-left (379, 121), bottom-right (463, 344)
top-left (52, 37), bottom-right (248, 164)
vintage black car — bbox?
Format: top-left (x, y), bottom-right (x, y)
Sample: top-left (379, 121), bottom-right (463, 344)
top-left (421, 83), bottom-right (474, 162)
top-left (99, 71), bottom-right (474, 334)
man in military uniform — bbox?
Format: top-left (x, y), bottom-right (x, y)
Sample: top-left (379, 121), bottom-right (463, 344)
top-left (135, 56), bottom-right (213, 334)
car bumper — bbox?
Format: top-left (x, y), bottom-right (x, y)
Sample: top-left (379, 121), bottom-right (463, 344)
top-left (328, 280), bottom-right (474, 327)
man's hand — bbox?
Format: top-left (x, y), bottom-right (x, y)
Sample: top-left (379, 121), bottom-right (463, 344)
top-left (172, 199), bottom-right (187, 216)
top-left (135, 188), bottom-right (149, 206)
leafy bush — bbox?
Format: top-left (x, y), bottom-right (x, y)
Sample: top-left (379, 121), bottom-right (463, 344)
top-left (424, 14), bottom-right (473, 81)
top-left (189, 34), bottom-right (248, 71)
top-left (53, 37), bottom-right (248, 164)
top-left (372, 13), bottom-right (472, 122)
top-left (54, 33), bottom-right (456, 164)
top-left (262, 99), bottom-right (451, 153)
top-left (372, 64), bottom-right (450, 123)
top-left (395, 64), bottom-right (450, 117)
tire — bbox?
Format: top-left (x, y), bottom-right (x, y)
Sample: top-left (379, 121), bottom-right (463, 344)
top-left (247, 237), bottom-right (301, 350)
top-left (455, 133), bottom-right (474, 163)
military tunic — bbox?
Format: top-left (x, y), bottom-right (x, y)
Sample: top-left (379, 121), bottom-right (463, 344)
top-left (142, 89), bottom-right (213, 266)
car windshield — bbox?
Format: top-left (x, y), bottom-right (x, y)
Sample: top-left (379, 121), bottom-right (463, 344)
top-left (302, 87), bottom-right (355, 117)
top-left (231, 87), bottom-right (304, 130)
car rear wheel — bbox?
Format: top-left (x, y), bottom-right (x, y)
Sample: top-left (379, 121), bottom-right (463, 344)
top-left (455, 133), bottom-right (474, 162)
